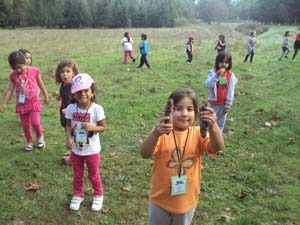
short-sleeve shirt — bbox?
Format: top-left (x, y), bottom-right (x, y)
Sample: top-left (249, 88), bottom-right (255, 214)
top-left (149, 126), bottom-right (214, 214)
top-left (65, 102), bottom-right (105, 156)
top-left (10, 67), bottom-right (42, 115)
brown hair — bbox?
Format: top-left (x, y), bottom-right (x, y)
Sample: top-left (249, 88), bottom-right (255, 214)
top-left (168, 88), bottom-right (199, 121)
top-left (55, 59), bottom-right (79, 84)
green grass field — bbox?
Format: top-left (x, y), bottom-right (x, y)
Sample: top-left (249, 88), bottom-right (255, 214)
top-left (0, 23), bottom-right (299, 225)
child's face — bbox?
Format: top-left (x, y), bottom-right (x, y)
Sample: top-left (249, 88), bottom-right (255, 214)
top-left (25, 53), bottom-right (32, 66)
top-left (60, 66), bottom-right (74, 84)
top-left (73, 88), bottom-right (93, 107)
top-left (218, 59), bottom-right (229, 70)
top-left (15, 63), bottom-right (28, 74)
top-left (172, 97), bottom-right (195, 131)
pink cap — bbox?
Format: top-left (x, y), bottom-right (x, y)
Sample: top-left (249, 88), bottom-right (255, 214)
top-left (188, 34), bottom-right (195, 39)
top-left (71, 73), bottom-right (94, 94)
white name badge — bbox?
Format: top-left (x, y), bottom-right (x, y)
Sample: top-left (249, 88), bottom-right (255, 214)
top-left (171, 175), bottom-right (187, 196)
top-left (18, 93), bottom-right (26, 104)
top-left (75, 128), bottom-right (88, 144)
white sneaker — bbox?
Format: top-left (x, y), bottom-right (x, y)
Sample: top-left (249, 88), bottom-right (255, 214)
top-left (24, 143), bottom-right (33, 152)
top-left (91, 195), bottom-right (103, 211)
top-left (70, 196), bottom-right (84, 211)
top-left (37, 136), bottom-right (45, 149)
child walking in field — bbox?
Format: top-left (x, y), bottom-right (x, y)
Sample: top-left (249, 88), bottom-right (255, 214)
top-left (243, 31), bottom-right (257, 63)
top-left (141, 88), bottom-right (224, 225)
top-left (1, 51), bottom-right (49, 151)
top-left (291, 32), bottom-right (300, 62)
top-left (205, 51), bottom-right (238, 132)
top-left (19, 49), bottom-right (32, 66)
top-left (65, 73), bottom-right (105, 211)
top-left (121, 32), bottom-right (136, 64)
top-left (278, 31), bottom-right (290, 61)
top-left (138, 33), bottom-right (151, 69)
top-left (215, 34), bottom-right (226, 54)
top-left (186, 35), bottom-right (195, 64)
top-left (52, 60), bottom-right (79, 165)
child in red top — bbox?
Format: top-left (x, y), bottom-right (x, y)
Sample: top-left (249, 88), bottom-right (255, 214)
top-left (1, 51), bottom-right (49, 151)
top-left (292, 32), bottom-right (300, 62)
top-left (204, 51), bottom-right (238, 132)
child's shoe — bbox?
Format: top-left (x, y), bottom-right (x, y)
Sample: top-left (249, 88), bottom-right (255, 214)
top-left (37, 136), bottom-right (45, 149)
top-left (91, 195), bottom-right (103, 211)
top-left (24, 143), bottom-right (33, 152)
top-left (70, 196), bottom-right (84, 211)
top-left (132, 58), bottom-right (136, 63)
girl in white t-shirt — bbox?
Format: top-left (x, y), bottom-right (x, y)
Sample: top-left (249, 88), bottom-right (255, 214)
top-left (65, 73), bottom-right (106, 212)
top-left (121, 31), bottom-right (136, 64)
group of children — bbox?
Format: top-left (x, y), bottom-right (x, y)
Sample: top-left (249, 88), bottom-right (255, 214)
top-left (1, 27), bottom-right (298, 224)
top-left (279, 31), bottom-right (300, 62)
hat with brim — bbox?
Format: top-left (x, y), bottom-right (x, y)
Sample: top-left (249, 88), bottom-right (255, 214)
top-left (71, 73), bottom-right (94, 94)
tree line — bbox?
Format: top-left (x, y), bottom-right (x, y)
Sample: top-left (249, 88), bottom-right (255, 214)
top-left (0, 0), bottom-right (299, 29)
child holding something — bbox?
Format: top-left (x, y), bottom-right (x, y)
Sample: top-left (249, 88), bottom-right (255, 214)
top-left (52, 59), bottom-right (79, 164)
top-left (215, 34), bottom-right (226, 54)
top-left (141, 88), bottom-right (224, 225)
top-left (1, 51), bottom-right (49, 151)
top-left (65, 73), bottom-right (105, 211)
top-left (205, 51), bottom-right (238, 132)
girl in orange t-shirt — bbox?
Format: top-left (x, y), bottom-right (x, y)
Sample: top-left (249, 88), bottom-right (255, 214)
top-left (140, 88), bottom-right (224, 225)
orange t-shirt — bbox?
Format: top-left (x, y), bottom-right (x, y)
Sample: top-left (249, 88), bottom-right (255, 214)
top-left (150, 126), bottom-right (215, 214)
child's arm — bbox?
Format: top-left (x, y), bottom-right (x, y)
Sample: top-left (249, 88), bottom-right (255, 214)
top-left (140, 116), bottom-right (173, 158)
top-left (1, 80), bottom-right (15, 112)
top-left (52, 91), bottom-right (61, 101)
top-left (82, 119), bottom-right (106, 133)
top-left (65, 119), bottom-right (74, 149)
top-left (204, 70), bottom-right (218, 88)
top-left (225, 73), bottom-right (238, 109)
top-left (37, 76), bottom-right (49, 104)
top-left (200, 107), bottom-right (224, 152)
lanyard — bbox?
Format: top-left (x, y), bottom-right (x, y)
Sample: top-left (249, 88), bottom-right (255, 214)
top-left (17, 71), bottom-right (29, 92)
top-left (172, 128), bottom-right (190, 177)
top-left (76, 103), bottom-right (91, 127)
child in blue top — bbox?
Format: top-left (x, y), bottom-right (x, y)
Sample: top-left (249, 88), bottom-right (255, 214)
top-left (138, 33), bottom-right (152, 69)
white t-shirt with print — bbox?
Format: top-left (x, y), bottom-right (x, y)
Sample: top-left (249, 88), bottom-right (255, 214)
top-left (66, 102), bottom-right (105, 156)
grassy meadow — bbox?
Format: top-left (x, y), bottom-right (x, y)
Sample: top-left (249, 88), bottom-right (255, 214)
top-left (0, 23), bottom-right (299, 225)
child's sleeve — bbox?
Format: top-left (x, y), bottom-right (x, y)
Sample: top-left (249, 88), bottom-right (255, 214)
top-left (96, 105), bottom-right (105, 122)
top-left (204, 70), bottom-right (218, 89)
top-left (225, 73), bottom-right (238, 109)
top-left (65, 104), bottom-right (72, 120)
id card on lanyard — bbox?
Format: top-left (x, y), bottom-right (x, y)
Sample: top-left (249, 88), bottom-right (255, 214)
top-left (170, 129), bottom-right (190, 196)
top-left (17, 73), bottom-right (28, 104)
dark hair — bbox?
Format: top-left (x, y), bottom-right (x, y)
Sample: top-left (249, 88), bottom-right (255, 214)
top-left (219, 34), bottom-right (225, 42)
top-left (141, 33), bottom-right (147, 40)
top-left (284, 31), bottom-right (289, 37)
top-left (19, 49), bottom-right (32, 65)
top-left (124, 32), bottom-right (130, 42)
top-left (55, 59), bottom-right (79, 84)
top-left (71, 83), bottom-right (97, 103)
top-left (8, 51), bottom-right (26, 70)
top-left (168, 88), bottom-right (199, 121)
top-left (215, 51), bottom-right (232, 70)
